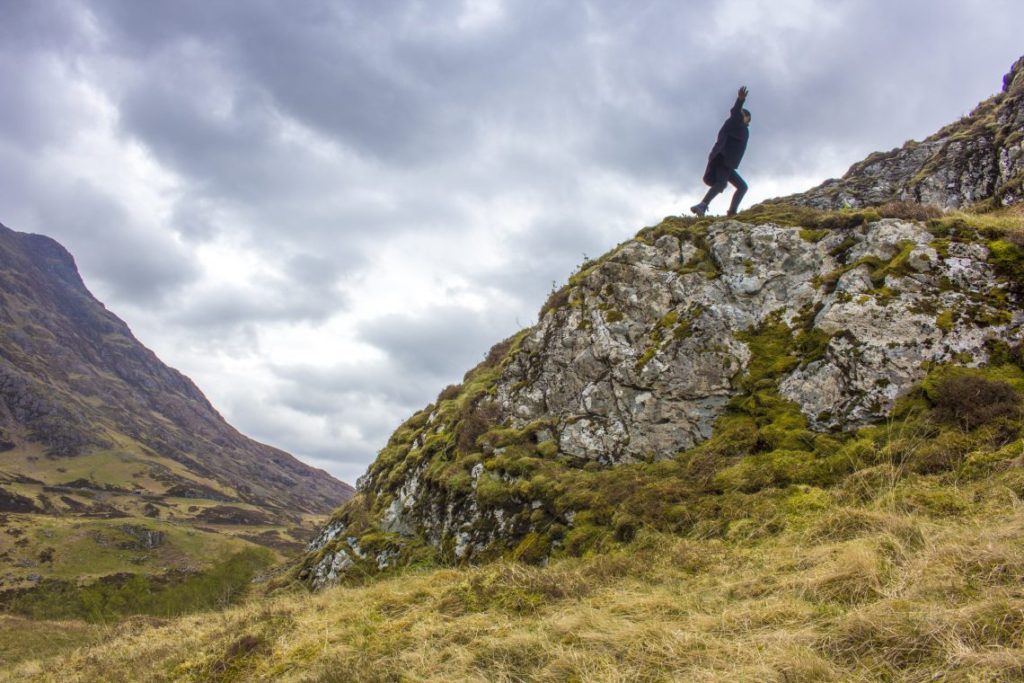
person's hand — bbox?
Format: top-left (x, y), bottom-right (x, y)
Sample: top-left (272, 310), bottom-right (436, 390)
top-left (738, 86), bottom-right (749, 101)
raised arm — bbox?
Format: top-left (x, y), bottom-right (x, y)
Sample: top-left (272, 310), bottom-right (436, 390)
top-left (730, 86), bottom-right (749, 118)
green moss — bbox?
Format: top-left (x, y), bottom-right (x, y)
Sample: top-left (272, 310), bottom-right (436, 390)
top-left (987, 239), bottom-right (1024, 288)
top-left (929, 238), bottom-right (951, 258)
top-left (800, 228), bottom-right (829, 242)
top-left (719, 203), bottom-right (881, 232)
top-left (880, 240), bottom-right (916, 277)
top-left (659, 311), bottom-right (679, 328)
top-left (475, 474), bottom-right (516, 508)
top-left (829, 236), bottom-right (859, 262)
top-left (966, 305), bottom-right (1012, 327)
top-left (539, 285), bottom-right (571, 318)
top-left (872, 287), bottom-right (901, 305)
top-left (793, 328), bottom-right (832, 367)
top-left (935, 310), bottom-right (955, 333)
top-left (536, 440), bottom-right (559, 458)
top-left (782, 486), bottom-right (832, 519)
top-left (985, 339), bottom-right (1024, 368)
top-left (604, 309), bottom-right (624, 323)
top-left (735, 314), bottom-right (799, 391)
top-left (816, 240), bottom-right (919, 292)
top-left (562, 524), bottom-right (612, 557)
top-left (510, 533), bottom-right (552, 564)
top-left (446, 471), bottom-right (473, 494)
top-left (635, 306), bottom-right (704, 371)
top-left (635, 346), bottom-right (657, 371)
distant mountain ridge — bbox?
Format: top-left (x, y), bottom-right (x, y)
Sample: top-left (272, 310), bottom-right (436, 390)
top-left (0, 223), bottom-right (353, 587)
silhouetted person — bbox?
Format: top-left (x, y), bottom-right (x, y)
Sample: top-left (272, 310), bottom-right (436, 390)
top-left (691, 86), bottom-right (750, 217)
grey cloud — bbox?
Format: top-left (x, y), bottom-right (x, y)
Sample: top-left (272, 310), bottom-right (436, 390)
top-left (0, 160), bottom-right (199, 305)
top-left (359, 305), bottom-right (515, 381)
top-left (89, 1), bottom-right (461, 162)
top-left (0, 1), bottom-right (90, 54)
top-left (117, 71), bottom-right (279, 198)
top-left (0, 51), bottom-right (95, 153)
top-left (286, 252), bottom-right (348, 289)
top-left (169, 282), bottom-right (347, 331)
top-left (275, 360), bottom-right (448, 416)
top-left (222, 389), bottom-right (384, 483)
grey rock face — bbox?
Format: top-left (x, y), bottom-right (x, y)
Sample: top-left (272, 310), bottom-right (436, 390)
top-left (306, 519), bottom-right (346, 553)
top-left (310, 549), bottom-right (353, 590)
top-left (491, 220), bottom-right (1019, 462)
top-left (784, 56), bottom-right (1024, 210)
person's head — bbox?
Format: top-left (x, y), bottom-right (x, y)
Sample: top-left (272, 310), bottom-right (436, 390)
top-left (742, 108), bottom-right (751, 125)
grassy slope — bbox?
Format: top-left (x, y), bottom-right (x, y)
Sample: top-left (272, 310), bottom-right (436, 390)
top-left (5, 204), bottom-right (1024, 680)
top-left (1, 430), bottom-right (325, 589)
top-left (5, 459), bottom-right (1023, 681)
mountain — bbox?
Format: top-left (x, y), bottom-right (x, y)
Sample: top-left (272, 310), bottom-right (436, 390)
top-left (6, 56), bottom-right (1024, 683)
top-left (298, 56), bottom-right (1024, 589)
top-left (0, 224), bottom-right (353, 590)
top-left (782, 55), bottom-right (1023, 210)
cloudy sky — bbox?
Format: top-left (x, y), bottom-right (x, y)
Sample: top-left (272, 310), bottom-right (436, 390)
top-left (1, 1), bottom-right (1021, 484)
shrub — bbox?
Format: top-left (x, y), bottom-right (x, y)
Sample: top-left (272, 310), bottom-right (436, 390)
top-left (436, 384), bottom-right (462, 402)
top-left (483, 337), bottom-right (513, 368)
top-left (457, 400), bottom-right (502, 453)
top-left (877, 201), bottom-right (943, 222)
top-left (539, 285), bottom-right (571, 317)
top-left (930, 374), bottom-right (1021, 430)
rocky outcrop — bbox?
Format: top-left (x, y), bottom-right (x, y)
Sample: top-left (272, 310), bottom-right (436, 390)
top-left (783, 56), bottom-right (1024, 210)
top-left (300, 214), bottom-right (1023, 586)
top-left (300, 56), bottom-right (1024, 589)
top-left (493, 220), bottom-right (1015, 457)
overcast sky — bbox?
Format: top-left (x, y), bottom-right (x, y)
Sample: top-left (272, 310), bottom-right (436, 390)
top-left (1, 1), bottom-right (1021, 485)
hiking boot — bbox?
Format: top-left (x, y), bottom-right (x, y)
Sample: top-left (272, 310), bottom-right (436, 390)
top-left (690, 202), bottom-right (707, 217)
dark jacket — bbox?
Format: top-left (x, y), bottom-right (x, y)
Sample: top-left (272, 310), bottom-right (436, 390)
top-left (703, 96), bottom-right (749, 185)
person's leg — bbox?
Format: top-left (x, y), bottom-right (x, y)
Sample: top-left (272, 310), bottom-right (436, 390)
top-left (692, 163), bottom-right (728, 216)
top-left (701, 180), bottom-right (727, 206)
top-left (726, 171), bottom-right (748, 215)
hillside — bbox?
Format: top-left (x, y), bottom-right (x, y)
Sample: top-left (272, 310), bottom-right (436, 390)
top-left (296, 50), bottom-right (1024, 589)
top-left (5, 200), bottom-right (1022, 679)
top-left (3, 55), bottom-right (1023, 683)
top-left (0, 223), bottom-right (353, 596)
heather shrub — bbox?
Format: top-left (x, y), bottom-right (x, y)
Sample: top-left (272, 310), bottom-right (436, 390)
top-left (930, 374), bottom-right (1021, 430)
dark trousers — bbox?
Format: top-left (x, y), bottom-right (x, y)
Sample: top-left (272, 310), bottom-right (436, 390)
top-left (702, 167), bottom-right (747, 213)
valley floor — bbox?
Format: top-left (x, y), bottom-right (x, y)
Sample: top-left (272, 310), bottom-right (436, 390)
top-left (3, 461), bottom-right (1023, 682)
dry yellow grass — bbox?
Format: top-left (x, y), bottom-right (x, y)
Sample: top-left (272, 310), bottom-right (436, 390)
top-left (3, 469), bottom-right (1023, 682)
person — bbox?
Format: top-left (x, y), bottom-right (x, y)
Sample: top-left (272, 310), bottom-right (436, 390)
top-left (690, 86), bottom-right (751, 218)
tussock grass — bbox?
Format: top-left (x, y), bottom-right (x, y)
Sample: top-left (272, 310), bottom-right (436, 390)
top-left (6, 461), bottom-right (1024, 681)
